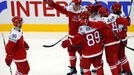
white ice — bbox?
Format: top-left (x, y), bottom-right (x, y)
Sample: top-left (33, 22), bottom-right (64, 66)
top-left (0, 32), bottom-right (134, 75)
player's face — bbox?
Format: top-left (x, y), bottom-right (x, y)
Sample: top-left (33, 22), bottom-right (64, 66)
top-left (16, 20), bottom-right (23, 28)
top-left (112, 9), bottom-right (121, 15)
top-left (73, 4), bottom-right (81, 11)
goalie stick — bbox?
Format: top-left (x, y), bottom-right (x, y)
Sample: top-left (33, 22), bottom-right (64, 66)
top-left (1, 33), bottom-right (13, 75)
top-left (43, 34), bottom-right (68, 47)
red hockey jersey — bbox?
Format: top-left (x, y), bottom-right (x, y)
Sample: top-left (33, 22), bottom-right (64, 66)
top-left (118, 12), bottom-right (130, 39)
top-left (5, 28), bottom-right (29, 62)
top-left (49, 1), bottom-right (84, 36)
top-left (69, 25), bottom-right (103, 58)
top-left (88, 13), bottom-right (129, 46)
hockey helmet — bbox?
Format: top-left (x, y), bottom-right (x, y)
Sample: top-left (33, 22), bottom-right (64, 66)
top-left (94, 3), bottom-right (102, 11)
top-left (72, 0), bottom-right (82, 5)
top-left (111, 2), bottom-right (121, 12)
top-left (86, 4), bottom-right (96, 13)
top-left (99, 7), bottom-right (109, 17)
top-left (12, 16), bottom-right (23, 27)
top-left (80, 11), bottom-right (90, 20)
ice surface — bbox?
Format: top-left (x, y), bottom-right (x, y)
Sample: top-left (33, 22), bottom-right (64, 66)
top-left (0, 32), bottom-right (134, 75)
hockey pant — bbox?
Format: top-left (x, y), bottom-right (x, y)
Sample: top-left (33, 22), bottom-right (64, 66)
top-left (80, 54), bottom-right (104, 75)
top-left (105, 43), bottom-right (120, 75)
top-left (15, 60), bottom-right (30, 75)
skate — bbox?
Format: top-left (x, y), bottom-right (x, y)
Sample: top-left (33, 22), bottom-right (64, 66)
top-left (67, 66), bottom-right (77, 75)
top-left (91, 69), bottom-right (96, 73)
top-left (120, 70), bottom-right (133, 75)
top-left (80, 68), bottom-right (84, 75)
top-left (127, 72), bottom-right (133, 75)
top-left (119, 70), bottom-right (133, 75)
top-left (91, 69), bottom-right (97, 75)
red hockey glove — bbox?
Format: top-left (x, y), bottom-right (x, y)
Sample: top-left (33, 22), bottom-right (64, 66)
top-left (61, 39), bottom-right (71, 48)
top-left (5, 54), bottom-right (13, 66)
top-left (43, 0), bottom-right (53, 4)
top-left (126, 17), bottom-right (131, 26)
top-left (24, 41), bottom-right (29, 50)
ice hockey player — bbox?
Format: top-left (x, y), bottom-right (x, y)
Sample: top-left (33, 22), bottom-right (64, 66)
top-left (111, 2), bottom-right (132, 75)
top-left (87, 6), bottom-right (129, 75)
top-left (5, 16), bottom-right (30, 75)
top-left (61, 11), bottom-right (104, 75)
top-left (43, 0), bottom-right (84, 75)
top-left (86, 3), bottom-right (102, 22)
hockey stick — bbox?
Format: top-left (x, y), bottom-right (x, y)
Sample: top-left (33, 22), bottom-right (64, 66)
top-left (1, 33), bottom-right (13, 75)
top-left (95, 0), bottom-right (98, 3)
top-left (121, 0), bottom-right (134, 51)
top-left (43, 34), bottom-right (68, 47)
top-left (121, 40), bottom-right (134, 51)
top-left (127, 35), bottom-right (134, 38)
top-left (128, 0), bottom-right (133, 16)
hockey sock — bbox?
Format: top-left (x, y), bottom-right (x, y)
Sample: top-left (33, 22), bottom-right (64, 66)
top-left (69, 56), bottom-right (77, 67)
top-left (122, 61), bottom-right (131, 73)
top-left (96, 66), bottom-right (104, 75)
top-left (83, 69), bottom-right (92, 75)
top-left (109, 64), bottom-right (119, 75)
top-left (117, 61), bottom-right (122, 74)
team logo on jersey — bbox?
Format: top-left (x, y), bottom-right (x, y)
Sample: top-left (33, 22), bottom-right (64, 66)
top-left (72, 16), bottom-right (79, 22)
top-left (0, 1), bottom-right (7, 14)
top-left (12, 34), bottom-right (17, 38)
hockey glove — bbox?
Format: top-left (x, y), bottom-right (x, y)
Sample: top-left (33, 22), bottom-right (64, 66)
top-left (5, 54), bottom-right (13, 66)
top-left (43, 0), bottom-right (53, 4)
top-left (24, 41), bottom-right (29, 50)
top-left (126, 17), bottom-right (131, 26)
top-left (61, 39), bottom-right (71, 48)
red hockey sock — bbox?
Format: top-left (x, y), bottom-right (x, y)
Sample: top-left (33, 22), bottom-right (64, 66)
top-left (110, 65), bottom-right (119, 75)
top-left (69, 52), bottom-right (77, 67)
top-left (117, 61), bottom-right (122, 74)
top-left (70, 57), bottom-right (77, 67)
top-left (122, 61), bottom-right (131, 72)
top-left (83, 69), bottom-right (92, 75)
top-left (96, 67), bottom-right (104, 75)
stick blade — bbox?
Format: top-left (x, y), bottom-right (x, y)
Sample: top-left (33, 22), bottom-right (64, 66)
top-left (42, 45), bottom-right (54, 47)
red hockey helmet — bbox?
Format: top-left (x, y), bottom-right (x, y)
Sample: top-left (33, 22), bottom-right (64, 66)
top-left (94, 3), bottom-right (102, 11)
top-left (12, 16), bottom-right (23, 27)
top-left (111, 2), bottom-right (121, 12)
top-left (80, 11), bottom-right (90, 20)
top-left (86, 4), bottom-right (96, 13)
top-left (99, 7), bottom-right (109, 17)
top-left (72, 0), bottom-right (82, 5)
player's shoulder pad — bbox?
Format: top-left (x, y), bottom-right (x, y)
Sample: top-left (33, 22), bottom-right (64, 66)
top-left (102, 13), bottom-right (118, 24)
top-left (9, 28), bottom-right (23, 43)
top-left (78, 25), bottom-right (96, 34)
top-left (108, 13), bottom-right (118, 23)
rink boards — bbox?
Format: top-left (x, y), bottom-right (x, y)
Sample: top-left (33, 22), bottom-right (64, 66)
top-left (0, 0), bottom-right (134, 32)
top-left (0, 24), bottom-right (134, 32)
